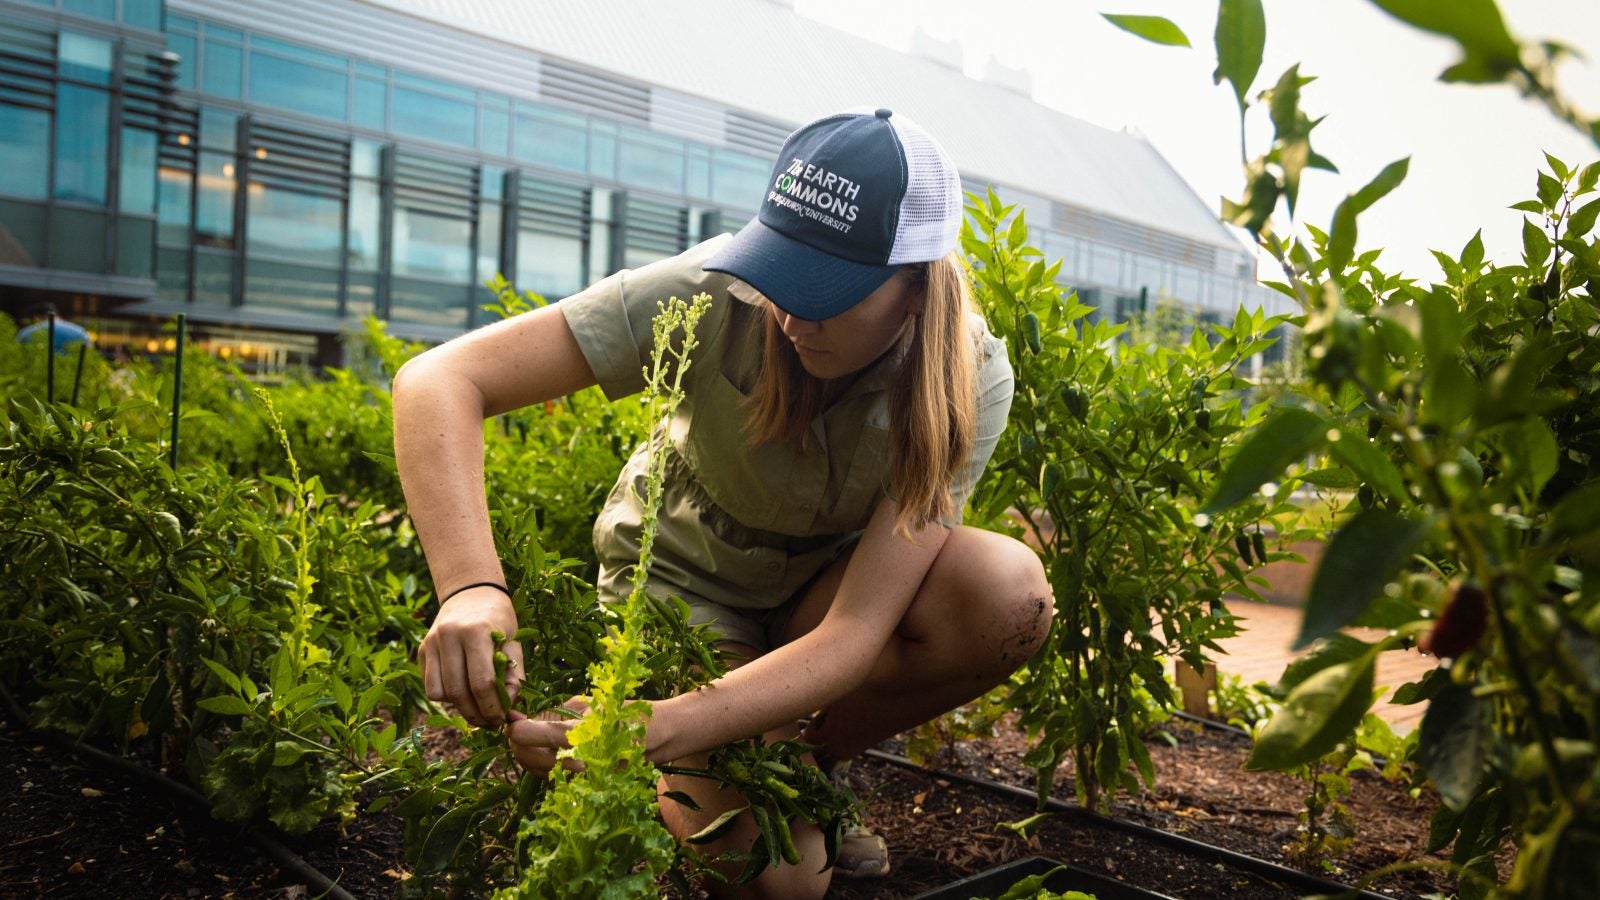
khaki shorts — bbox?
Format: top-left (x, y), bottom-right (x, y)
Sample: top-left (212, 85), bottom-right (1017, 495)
top-left (594, 583), bottom-right (801, 653)
top-left (680, 595), bottom-right (802, 653)
top-left (598, 538), bottom-right (856, 654)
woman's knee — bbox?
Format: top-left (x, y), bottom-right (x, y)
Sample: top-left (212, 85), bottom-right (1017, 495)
top-left (915, 527), bottom-right (1051, 661)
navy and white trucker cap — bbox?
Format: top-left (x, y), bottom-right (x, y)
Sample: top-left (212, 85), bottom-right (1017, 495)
top-left (703, 107), bottom-right (962, 321)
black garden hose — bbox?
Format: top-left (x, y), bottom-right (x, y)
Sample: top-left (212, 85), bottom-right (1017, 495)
top-left (864, 748), bottom-right (1396, 900)
top-left (0, 682), bottom-right (359, 900)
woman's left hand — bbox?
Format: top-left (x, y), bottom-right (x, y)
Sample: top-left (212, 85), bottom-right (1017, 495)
top-left (506, 697), bottom-right (589, 774)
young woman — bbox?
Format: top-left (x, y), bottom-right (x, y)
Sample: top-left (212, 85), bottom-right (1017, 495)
top-left (394, 108), bottom-right (1051, 898)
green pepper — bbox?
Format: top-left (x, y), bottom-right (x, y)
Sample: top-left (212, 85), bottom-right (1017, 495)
top-left (1251, 530), bottom-right (1268, 563)
top-left (1022, 312), bottom-right (1043, 354)
top-left (1234, 532), bottom-right (1254, 566)
top-left (723, 759), bottom-right (753, 787)
top-left (762, 775), bottom-right (800, 801)
top-left (774, 812), bottom-right (802, 866)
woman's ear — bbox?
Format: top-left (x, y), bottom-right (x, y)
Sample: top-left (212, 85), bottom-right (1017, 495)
top-left (907, 288), bottom-right (927, 317)
top-left (903, 267), bottom-right (929, 317)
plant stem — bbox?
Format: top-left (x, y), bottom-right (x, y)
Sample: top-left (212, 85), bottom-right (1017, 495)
top-left (45, 313), bottom-right (55, 403)
top-left (169, 314), bottom-right (186, 471)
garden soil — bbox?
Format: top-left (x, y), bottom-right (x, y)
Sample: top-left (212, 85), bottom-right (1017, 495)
top-left (0, 715), bottom-right (1476, 898)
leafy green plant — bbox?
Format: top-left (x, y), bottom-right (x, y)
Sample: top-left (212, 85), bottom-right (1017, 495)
top-left (964, 190), bottom-right (1303, 810)
top-left (1216, 151), bottom-right (1600, 900)
top-left (906, 686), bottom-right (1010, 770)
top-left (0, 392), bottom-right (427, 831)
top-left (1102, 2), bottom-right (1599, 893)
top-left (508, 292), bottom-right (709, 898)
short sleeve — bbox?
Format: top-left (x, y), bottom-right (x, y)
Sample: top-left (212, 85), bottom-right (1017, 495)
top-left (559, 235), bottom-right (735, 401)
top-left (944, 316), bottom-right (1013, 525)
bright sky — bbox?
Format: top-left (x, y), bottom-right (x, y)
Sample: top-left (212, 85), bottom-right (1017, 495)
top-left (794, 0), bottom-right (1600, 285)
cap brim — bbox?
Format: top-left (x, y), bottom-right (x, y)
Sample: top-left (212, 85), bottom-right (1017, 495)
top-left (702, 218), bottom-right (899, 320)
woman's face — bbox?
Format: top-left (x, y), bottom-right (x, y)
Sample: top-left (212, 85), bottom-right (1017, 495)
top-left (769, 270), bottom-right (923, 381)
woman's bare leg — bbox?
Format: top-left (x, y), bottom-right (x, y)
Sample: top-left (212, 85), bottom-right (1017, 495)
top-left (653, 528), bottom-right (1049, 898)
top-left (657, 643), bottom-right (831, 900)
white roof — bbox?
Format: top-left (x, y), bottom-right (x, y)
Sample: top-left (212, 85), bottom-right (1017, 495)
top-left (360, 0), bottom-right (1241, 252)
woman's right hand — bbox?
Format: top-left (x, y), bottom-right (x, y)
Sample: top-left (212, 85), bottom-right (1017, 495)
top-left (418, 586), bottom-right (524, 726)
top-left (506, 698), bottom-right (590, 775)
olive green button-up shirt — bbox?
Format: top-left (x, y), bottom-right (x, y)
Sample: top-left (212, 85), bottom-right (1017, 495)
top-left (559, 236), bottom-right (1013, 611)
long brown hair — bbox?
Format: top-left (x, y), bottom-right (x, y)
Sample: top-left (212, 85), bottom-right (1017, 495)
top-left (744, 253), bottom-right (977, 534)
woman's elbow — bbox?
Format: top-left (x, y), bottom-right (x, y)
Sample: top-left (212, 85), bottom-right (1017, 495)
top-left (392, 351), bottom-right (484, 429)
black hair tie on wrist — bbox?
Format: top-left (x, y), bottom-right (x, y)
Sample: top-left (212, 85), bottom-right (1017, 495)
top-left (440, 581), bottom-right (511, 604)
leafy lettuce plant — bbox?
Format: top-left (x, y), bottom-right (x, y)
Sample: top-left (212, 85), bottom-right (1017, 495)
top-left (508, 292), bottom-right (710, 898)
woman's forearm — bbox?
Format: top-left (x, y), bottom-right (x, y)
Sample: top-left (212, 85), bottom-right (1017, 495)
top-left (646, 621), bottom-right (879, 762)
top-left (392, 356), bottom-right (504, 592)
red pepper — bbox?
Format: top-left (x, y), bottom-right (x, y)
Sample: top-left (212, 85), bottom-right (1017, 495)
top-left (1420, 583), bottom-right (1489, 658)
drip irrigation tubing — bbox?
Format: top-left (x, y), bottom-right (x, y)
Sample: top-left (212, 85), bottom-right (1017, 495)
top-left (863, 748), bottom-right (1396, 900)
top-left (0, 682), bottom-right (356, 900)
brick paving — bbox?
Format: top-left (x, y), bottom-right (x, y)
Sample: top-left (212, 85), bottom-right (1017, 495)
top-left (1212, 599), bottom-right (1436, 734)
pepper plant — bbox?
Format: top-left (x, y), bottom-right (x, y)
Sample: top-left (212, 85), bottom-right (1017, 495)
top-left (964, 190), bottom-right (1303, 810)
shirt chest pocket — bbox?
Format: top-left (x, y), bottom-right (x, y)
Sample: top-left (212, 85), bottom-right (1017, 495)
top-left (677, 371), bottom-right (781, 529)
top-left (826, 423), bottom-right (888, 533)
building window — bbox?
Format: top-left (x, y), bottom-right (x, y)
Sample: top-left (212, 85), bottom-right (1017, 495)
top-left (481, 98), bottom-right (510, 158)
top-left (0, 199), bottom-right (46, 267)
top-left (48, 205), bottom-right (107, 271)
top-left (244, 257), bottom-right (339, 316)
top-left (710, 149), bottom-right (766, 210)
top-left (393, 208), bottom-right (470, 282)
top-left (386, 149), bottom-right (476, 328)
top-left (589, 120), bottom-right (616, 180)
top-left (478, 165), bottom-right (504, 284)
top-left (202, 39), bottom-right (242, 99)
top-left (167, 31), bottom-right (197, 91)
top-left (516, 231), bottom-right (582, 299)
top-left (119, 127), bottom-right (159, 214)
top-left (617, 126), bottom-right (684, 194)
top-left (353, 76), bottom-right (386, 130)
top-left (157, 161), bottom-right (192, 245)
top-left (195, 151), bottom-right (235, 247)
top-left (122, 0), bottom-right (161, 31)
top-left (58, 32), bottom-right (112, 84)
top-left (392, 71), bottom-right (475, 149)
top-left (53, 84), bottom-right (110, 204)
top-left (248, 183), bottom-right (342, 265)
top-left (1172, 264), bottom-right (1202, 305)
top-left (346, 179), bottom-right (380, 270)
top-left (61, 0), bottom-right (114, 22)
top-left (516, 177), bottom-right (589, 299)
top-left (0, 104), bottom-right (50, 200)
top-left (1090, 243), bottom-right (1124, 289)
top-left (346, 139), bottom-right (382, 282)
top-left (1133, 254), bottom-right (1166, 294)
top-left (621, 195), bottom-right (687, 270)
top-left (248, 42), bottom-right (347, 121)
top-left (514, 104), bottom-right (587, 174)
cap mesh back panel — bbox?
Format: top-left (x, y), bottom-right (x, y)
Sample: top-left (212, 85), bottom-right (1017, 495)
top-left (886, 112), bottom-right (962, 264)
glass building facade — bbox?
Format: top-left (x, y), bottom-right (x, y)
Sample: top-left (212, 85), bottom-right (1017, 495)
top-left (0, 0), bottom-right (1283, 368)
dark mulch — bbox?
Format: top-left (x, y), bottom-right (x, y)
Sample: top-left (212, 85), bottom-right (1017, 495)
top-left (827, 717), bottom-right (1460, 899)
top-left (0, 724), bottom-right (404, 898)
top-left (1, 714), bottom-right (1477, 899)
